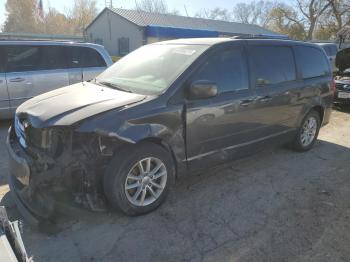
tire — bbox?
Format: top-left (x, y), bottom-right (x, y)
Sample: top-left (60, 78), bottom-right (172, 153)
top-left (103, 142), bottom-right (175, 216)
top-left (291, 110), bottom-right (321, 152)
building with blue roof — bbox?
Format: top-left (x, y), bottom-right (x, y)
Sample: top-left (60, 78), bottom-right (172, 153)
top-left (85, 7), bottom-right (285, 56)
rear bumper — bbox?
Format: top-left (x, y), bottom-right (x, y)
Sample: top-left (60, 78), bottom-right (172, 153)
top-left (334, 90), bottom-right (350, 104)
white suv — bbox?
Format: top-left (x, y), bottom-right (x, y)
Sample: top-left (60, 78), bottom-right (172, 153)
top-left (0, 41), bottom-right (113, 119)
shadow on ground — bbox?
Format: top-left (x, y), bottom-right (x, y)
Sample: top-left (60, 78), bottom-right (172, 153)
top-left (6, 138), bottom-right (350, 262)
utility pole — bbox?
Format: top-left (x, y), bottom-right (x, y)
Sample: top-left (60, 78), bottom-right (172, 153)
top-left (105, 0), bottom-right (113, 8)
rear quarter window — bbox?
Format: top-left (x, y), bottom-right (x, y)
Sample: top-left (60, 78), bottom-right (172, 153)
top-left (295, 46), bottom-right (331, 79)
top-left (81, 47), bottom-right (106, 68)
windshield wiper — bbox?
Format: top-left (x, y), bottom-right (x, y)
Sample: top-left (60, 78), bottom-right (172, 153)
top-left (96, 81), bottom-right (132, 93)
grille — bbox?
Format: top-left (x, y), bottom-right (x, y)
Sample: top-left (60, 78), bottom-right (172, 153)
top-left (336, 83), bottom-right (343, 89)
top-left (336, 83), bottom-right (350, 91)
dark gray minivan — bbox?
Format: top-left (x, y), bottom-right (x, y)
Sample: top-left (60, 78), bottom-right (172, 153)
top-left (7, 37), bottom-right (333, 223)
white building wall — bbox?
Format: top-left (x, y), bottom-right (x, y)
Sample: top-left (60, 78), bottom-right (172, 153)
top-left (85, 9), bottom-right (144, 57)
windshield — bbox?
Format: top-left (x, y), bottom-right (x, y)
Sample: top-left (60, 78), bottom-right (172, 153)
top-left (96, 44), bottom-right (208, 95)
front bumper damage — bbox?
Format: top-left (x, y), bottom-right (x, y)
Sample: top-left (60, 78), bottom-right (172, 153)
top-left (7, 125), bottom-right (111, 225)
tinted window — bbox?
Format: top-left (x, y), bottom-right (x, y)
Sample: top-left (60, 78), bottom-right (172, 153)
top-left (81, 47), bottom-right (106, 67)
top-left (190, 46), bottom-right (249, 93)
top-left (320, 45), bottom-right (337, 56)
top-left (251, 46), bottom-right (296, 85)
top-left (0, 47), bottom-right (5, 73)
top-left (6, 45), bottom-right (40, 72)
top-left (38, 46), bottom-right (67, 70)
top-left (330, 45), bottom-right (338, 55)
top-left (64, 46), bottom-right (81, 68)
top-left (295, 46), bottom-right (330, 78)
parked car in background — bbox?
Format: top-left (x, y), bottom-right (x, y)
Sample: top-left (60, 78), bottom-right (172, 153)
top-left (7, 38), bottom-right (333, 223)
top-left (0, 41), bottom-right (112, 119)
top-left (334, 47), bottom-right (350, 105)
top-left (315, 42), bottom-right (338, 72)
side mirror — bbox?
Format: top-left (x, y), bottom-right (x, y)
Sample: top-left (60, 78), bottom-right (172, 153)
top-left (187, 80), bottom-right (218, 100)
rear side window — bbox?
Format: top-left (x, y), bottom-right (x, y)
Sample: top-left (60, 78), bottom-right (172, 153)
top-left (321, 45), bottom-right (337, 56)
top-left (63, 46), bottom-right (81, 68)
top-left (6, 45), bottom-right (40, 72)
top-left (38, 46), bottom-right (67, 70)
top-left (81, 47), bottom-right (106, 67)
top-left (295, 46), bottom-right (330, 78)
top-left (250, 46), bottom-right (296, 85)
top-left (190, 46), bottom-right (249, 93)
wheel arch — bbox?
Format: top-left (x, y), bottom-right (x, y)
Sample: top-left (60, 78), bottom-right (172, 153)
top-left (297, 102), bottom-right (325, 128)
top-left (136, 137), bottom-right (181, 181)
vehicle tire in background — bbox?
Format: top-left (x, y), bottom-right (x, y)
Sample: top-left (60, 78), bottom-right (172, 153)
top-left (103, 142), bottom-right (174, 216)
top-left (291, 110), bottom-right (321, 152)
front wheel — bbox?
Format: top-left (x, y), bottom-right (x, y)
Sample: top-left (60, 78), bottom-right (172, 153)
top-left (291, 110), bottom-right (321, 152)
top-left (103, 142), bottom-right (174, 216)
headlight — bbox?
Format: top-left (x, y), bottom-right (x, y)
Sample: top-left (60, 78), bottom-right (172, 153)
top-left (14, 115), bottom-right (27, 148)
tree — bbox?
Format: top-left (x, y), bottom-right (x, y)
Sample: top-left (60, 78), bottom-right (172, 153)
top-left (135, 0), bottom-right (179, 15)
top-left (43, 7), bottom-right (72, 35)
top-left (293, 0), bottom-right (331, 40)
top-left (232, 1), bottom-right (277, 27)
top-left (3, 0), bottom-right (39, 33)
top-left (195, 8), bottom-right (232, 21)
top-left (268, 3), bottom-right (307, 39)
top-left (326, 0), bottom-right (350, 31)
top-left (68, 0), bottom-right (98, 35)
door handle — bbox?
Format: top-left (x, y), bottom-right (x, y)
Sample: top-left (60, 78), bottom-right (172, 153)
top-left (239, 99), bottom-right (253, 107)
top-left (9, 77), bottom-right (25, 83)
top-left (257, 96), bottom-right (272, 103)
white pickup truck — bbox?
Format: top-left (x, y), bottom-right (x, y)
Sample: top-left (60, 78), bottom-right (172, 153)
top-left (0, 206), bottom-right (30, 262)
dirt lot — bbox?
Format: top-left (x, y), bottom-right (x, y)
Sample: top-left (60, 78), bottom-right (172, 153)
top-left (1, 108), bottom-right (350, 262)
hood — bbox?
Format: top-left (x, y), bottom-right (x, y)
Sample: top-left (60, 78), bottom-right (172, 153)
top-left (16, 82), bottom-right (146, 128)
top-left (336, 47), bottom-right (350, 73)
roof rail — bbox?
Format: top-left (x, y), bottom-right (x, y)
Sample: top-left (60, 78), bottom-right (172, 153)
top-left (231, 34), bottom-right (289, 40)
top-left (0, 39), bottom-right (86, 43)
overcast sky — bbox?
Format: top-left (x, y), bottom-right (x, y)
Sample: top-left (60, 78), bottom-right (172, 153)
top-left (0, 0), bottom-right (273, 29)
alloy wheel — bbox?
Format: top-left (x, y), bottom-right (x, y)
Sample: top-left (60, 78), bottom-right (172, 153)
top-left (300, 116), bottom-right (318, 147)
top-left (124, 157), bottom-right (167, 206)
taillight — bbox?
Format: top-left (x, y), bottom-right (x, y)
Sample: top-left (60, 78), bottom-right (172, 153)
top-left (330, 79), bottom-right (336, 95)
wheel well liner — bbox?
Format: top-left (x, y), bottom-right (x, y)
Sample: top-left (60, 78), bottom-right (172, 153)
top-left (136, 137), bottom-right (179, 180)
top-left (311, 105), bottom-right (324, 123)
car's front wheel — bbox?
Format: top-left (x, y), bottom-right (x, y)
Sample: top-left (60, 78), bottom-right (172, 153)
top-left (103, 142), bottom-right (174, 215)
top-left (292, 110), bottom-right (321, 152)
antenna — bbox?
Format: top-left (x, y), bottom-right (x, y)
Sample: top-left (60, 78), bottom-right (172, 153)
top-left (105, 0), bottom-right (113, 8)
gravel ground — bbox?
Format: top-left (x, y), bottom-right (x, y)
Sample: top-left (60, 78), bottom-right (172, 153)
top-left (1, 108), bottom-right (350, 262)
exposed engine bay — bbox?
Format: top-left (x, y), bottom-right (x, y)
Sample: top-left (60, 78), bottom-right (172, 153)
top-left (11, 116), bottom-right (125, 220)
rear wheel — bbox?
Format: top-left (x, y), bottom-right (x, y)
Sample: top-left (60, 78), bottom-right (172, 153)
top-left (291, 110), bottom-right (321, 152)
top-left (103, 142), bottom-right (174, 215)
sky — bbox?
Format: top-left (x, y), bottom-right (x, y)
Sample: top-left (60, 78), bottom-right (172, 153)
top-left (0, 0), bottom-right (263, 29)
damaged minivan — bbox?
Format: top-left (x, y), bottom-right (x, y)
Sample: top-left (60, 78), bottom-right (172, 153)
top-left (7, 37), bottom-right (333, 223)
